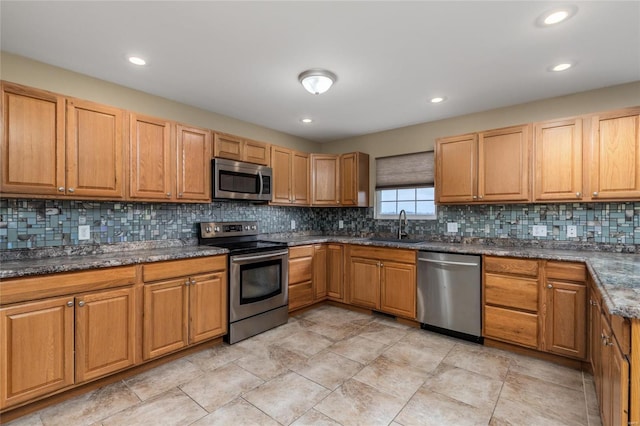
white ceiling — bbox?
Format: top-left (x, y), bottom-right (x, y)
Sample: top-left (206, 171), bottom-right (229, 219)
top-left (1, 1), bottom-right (639, 143)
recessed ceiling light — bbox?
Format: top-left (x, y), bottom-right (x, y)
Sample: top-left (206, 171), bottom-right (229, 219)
top-left (430, 97), bottom-right (445, 104)
top-left (128, 56), bottom-right (146, 66)
top-left (543, 10), bottom-right (569, 25)
top-left (301, 118), bottom-right (313, 124)
top-left (551, 63), bottom-right (572, 72)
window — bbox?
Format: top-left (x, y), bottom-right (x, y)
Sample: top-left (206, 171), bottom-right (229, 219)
top-left (374, 151), bottom-right (436, 220)
top-left (376, 187), bottom-right (436, 219)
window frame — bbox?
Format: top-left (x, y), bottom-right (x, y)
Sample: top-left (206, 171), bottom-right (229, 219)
top-left (374, 186), bottom-right (437, 220)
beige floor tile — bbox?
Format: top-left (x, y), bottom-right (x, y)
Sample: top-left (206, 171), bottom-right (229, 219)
top-left (442, 342), bottom-right (512, 380)
top-left (3, 413), bottom-right (44, 426)
top-left (190, 398), bottom-right (279, 426)
top-left (179, 363), bottom-right (263, 412)
top-left (101, 388), bottom-right (207, 425)
top-left (491, 397), bottom-right (582, 426)
top-left (39, 381), bottom-right (140, 426)
top-left (395, 387), bottom-right (492, 426)
top-left (355, 321), bottom-right (409, 345)
top-left (495, 371), bottom-right (588, 425)
top-left (314, 379), bottom-right (405, 426)
top-left (124, 357), bottom-right (202, 400)
top-left (353, 356), bottom-right (427, 400)
top-left (508, 352), bottom-right (584, 390)
top-left (290, 408), bottom-right (342, 426)
top-left (401, 328), bottom-right (458, 354)
top-left (329, 335), bottom-right (388, 364)
top-left (380, 340), bottom-right (448, 374)
top-left (234, 344), bottom-right (308, 380)
top-left (184, 343), bottom-right (248, 372)
top-left (243, 371), bottom-right (330, 425)
top-left (278, 330), bottom-right (335, 357)
top-left (293, 350), bottom-right (364, 390)
top-left (304, 320), bottom-right (364, 341)
top-left (426, 363), bottom-right (502, 410)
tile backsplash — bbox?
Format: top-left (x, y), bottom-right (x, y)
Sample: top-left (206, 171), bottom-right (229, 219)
top-left (0, 198), bottom-right (638, 251)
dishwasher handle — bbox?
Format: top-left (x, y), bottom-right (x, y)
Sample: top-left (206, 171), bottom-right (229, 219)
top-left (418, 258), bottom-right (479, 267)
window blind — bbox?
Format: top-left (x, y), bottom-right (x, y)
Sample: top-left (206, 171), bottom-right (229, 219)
top-left (375, 151), bottom-right (434, 189)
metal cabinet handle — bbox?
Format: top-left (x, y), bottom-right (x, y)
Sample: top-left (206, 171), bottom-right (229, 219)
top-left (58, 187), bottom-right (65, 192)
top-left (67, 301), bottom-right (74, 307)
top-left (547, 284), bottom-right (553, 289)
top-left (77, 300), bottom-right (85, 307)
top-left (68, 188), bottom-right (75, 193)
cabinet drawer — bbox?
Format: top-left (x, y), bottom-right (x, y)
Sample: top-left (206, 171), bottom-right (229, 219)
top-left (289, 281), bottom-right (313, 310)
top-left (289, 256), bottom-right (312, 285)
top-left (545, 261), bottom-right (586, 282)
top-left (484, 305), bottom-right (538, 348)
top-left (485, 274), bottom-right (538, 312)
top-left (484, 256), bottom-right (538, 277)
top-left (348, 245), bottom-right (416, 264)
top-left (289, 245), bottom-right (314, 259)
top-left (143, 256), bottom-right (226, 282)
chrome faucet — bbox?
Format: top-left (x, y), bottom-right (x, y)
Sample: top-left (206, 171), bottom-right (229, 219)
top-left (398, 209), bottom-right (408, 239)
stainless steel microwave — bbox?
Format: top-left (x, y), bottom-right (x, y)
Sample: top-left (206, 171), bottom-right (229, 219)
top-left (212, 158), bottom-right (273, 202)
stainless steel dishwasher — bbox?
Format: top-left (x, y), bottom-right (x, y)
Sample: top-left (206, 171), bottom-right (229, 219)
top-left (417, 251), bottom-right (482, 343)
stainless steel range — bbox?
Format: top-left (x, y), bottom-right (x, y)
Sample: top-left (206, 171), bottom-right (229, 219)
top-left (198, 221), bottom-right (289, 344)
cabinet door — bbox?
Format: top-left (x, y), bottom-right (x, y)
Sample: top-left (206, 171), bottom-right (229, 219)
top-left (314, 245), bottom-right (327, 300)
top-left (611, 339), bottom-right (630, 426)
top-left (340, 152), bottom-right (369, 207)
top-left (543, 280), bottom-right (587, 359)
top-left (1, 297), bottom-right (74, 409)
top-left (327, 244), bottom-right (344, 301)
top-left (1, 82), bottom-right (65, 196)
top-left (244, 139), bottom-right (270, 166)
top-left (380, 261), bottom-right (416, 319)
top-left (533, 118), bottom-right (583, 201)
top-left (589, 287), bottom-right (603, 402)
top-left (435, 134), bottom-right (477, 203)
top-left (271, 146), bottom-right (292, 204)
top-left (292, 151), bottom-right (310, 205)
top-left (189, 272), bottom-right (227, 344)
top-left (590, 111), bottom-right (640, 200)
top-left (75, 287), bottom-right (136, 382)
top-left (66, 99), bottom-right (125, 199)
top-left (478, 125), bottom-right (531, 202)
top-left (143, 278), bottom-right (189, 360)
top-left (349, 257), bottom-right (380, 309)
top-left (311, 154), bottom-right (340, 205)
top-left (213, 132), bottom-right (243, 161)
top-left (129, 114), bottom-right (173, 200)
top-left (176, 124), bottom-right (211, 202)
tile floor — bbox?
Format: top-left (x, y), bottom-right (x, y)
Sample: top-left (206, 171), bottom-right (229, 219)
top-left (4, 305), bottom-right (601, 426)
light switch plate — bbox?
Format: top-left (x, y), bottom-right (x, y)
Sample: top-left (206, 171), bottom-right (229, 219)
top-left (447, 222), bottom-right (458, 233)
top-left (291, 219), bottom-right (296, 230)
top-left (532, 225), bottom-right (547, 237)
top-left (567, 225), bottom-right (577, 237)
top-left (338, 220), bottom-right (344, 229)
top-left (78, 225), bottom-right (90, 240)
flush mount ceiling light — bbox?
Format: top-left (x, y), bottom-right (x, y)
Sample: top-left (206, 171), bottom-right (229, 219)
top-left (298, 69), bottom-right (337, 95)
top-left (128, 56), bottom-right (146, 66)
top-left (551, 63), bottom-right (572, 72)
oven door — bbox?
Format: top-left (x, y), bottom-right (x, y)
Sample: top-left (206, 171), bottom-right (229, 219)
top-left (213, 158), bottom-right (272, 201)
top-left (229, 249), bottom-right (288, 322)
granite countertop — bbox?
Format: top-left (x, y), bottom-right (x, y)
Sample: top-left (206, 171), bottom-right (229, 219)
top-left (2, 236), bottom-right (638, 320)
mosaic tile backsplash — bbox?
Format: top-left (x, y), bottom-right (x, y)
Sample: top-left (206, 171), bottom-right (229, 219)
top-left (0, 199), bottom-right (638, 251)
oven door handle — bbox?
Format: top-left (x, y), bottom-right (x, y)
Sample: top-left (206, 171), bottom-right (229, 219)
top-left (258, 171), bottom-right (264, 196)
top-left (231, 250), bottom-right (288, 263)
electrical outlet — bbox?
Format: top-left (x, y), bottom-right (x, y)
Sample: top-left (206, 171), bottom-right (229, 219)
top-left (78, 225), bottom-right (90, 240)
top-left (567, 225), bottom-right (577, 237)
top-left (290, 219), bottom-right (296, 230)
top-left (532, 225), bottom-right (547, 237)
top-left (447, 222), bottom-right (458, 233)
top-left (338, 220), bottom-right (344, 229)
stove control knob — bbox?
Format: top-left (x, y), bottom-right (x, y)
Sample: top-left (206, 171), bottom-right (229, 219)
top-left (244, 226), bottom-right (250, 230)
top-left (214, 226), bottom-right (220, 233)
top-left (205, 226), bottom-right (212, 233)
top-left (251, 225), bottom-right (257, 231)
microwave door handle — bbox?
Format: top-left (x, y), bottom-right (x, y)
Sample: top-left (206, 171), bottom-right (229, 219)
top-left (258, 171), bottom-right (263, 196)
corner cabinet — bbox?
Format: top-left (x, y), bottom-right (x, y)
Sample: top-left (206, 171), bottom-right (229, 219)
top-left (436, 125), bottom-right (531, 204)
top-left (271, 146), bottom-right (310, 206)
top-left (326, 244), bottom-right (345, 301)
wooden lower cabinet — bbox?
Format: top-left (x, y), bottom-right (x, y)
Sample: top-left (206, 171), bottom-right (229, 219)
top-left (347, 246), bottom-right (416, 320)
top-left (288, 245), bottom-right (314, 311)
top-left (326, 244), bottom-right (345, 301)
top-left (142, 257), bottom-right (227, 360)
top-left (313, 245), bottom-right (327, 300)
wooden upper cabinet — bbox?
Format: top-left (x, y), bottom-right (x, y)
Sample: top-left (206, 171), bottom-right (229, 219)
top-left (311, 154), bottom-right (340, 205)
top-left (176, 124), bottom-right (211, 202)
top-left (534, 118), bottom-right (583, 202)
top-left (589, 108), bottom-right (640, 200)
top-left (478, 125), bottom-right (531, 202)
top-left (292, 151), bottom-right (310, 205)
top-left (1, 82), bottom-right (65, 196)
top-left (66, 99), bottom-right (125, 199)
top-left (340, 152), bottom-right (369, 207)
top-left (214, 132), bottom-right (270, 166)
top-left (436, 133), bottom-right (477, 203)
top-left (129, 114), bottom-right (173, 201)
top-left (271, 146), bottom-right (309, 205)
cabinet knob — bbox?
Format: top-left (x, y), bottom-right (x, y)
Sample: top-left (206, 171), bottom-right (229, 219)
top-left (380, 263), bottom-right (384, 267)
top-left (190, 278), bottom-right (196, 285)
top-left (77, 300), bottom-right (85, 307)
top-left (472, 196), bottom-right (478, 200)
top-left (576, 192), bottom-right (581, 198)
top-left (66, 301), bottom-right (74, 307)
top-left (58, 187), bottom-right (65, 192)
top-left (547, 284), bottom-right (553, 289)
top-left (68, 188), bottom-right (75, 193)
top-left (185, 279), bottom-right (191, 286)
top-left (178, 192), bottom-right (183, 197)
top-left (593, 192), bottom-right (599, 197)
top-left (478, 195), bottom-right (483, 199)
top-left (166, 192), bottom-right (171, 197)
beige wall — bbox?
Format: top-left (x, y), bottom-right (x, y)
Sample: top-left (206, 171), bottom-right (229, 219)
top-left (0, 52), bottom-right (319, 152)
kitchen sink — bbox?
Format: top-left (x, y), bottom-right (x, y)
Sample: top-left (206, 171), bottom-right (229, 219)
top-left (366, 236), bottom-right (425, 244)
